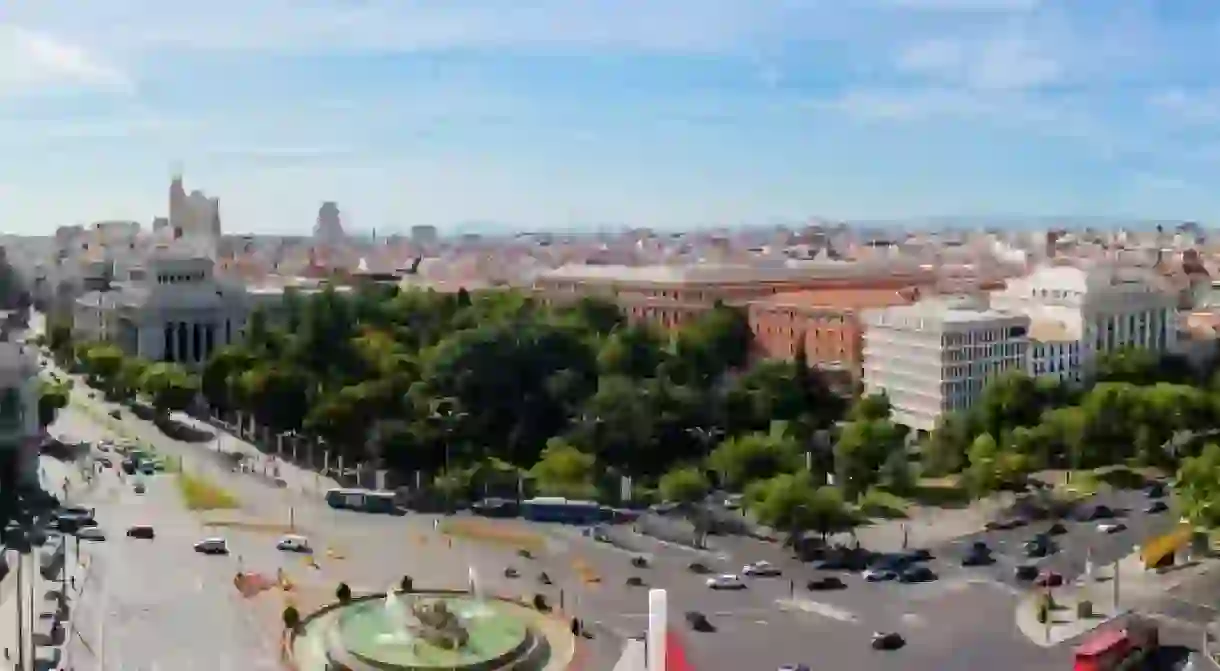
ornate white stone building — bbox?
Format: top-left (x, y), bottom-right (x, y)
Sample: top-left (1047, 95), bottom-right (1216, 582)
top-left (74, 247), bottom-right (249, 365)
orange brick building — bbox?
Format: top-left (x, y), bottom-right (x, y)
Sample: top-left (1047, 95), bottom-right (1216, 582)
top-left (535, 263), bottom-right (935, 333)
top-left (747, 287), bottom-right (924, 382)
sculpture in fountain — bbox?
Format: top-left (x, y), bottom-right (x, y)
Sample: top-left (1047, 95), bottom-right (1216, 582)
top-left (411, 599), bottom-right (470, 650)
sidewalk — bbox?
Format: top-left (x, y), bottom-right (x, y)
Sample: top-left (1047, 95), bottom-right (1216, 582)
top-left (1014, 551), bottom-right (1213, 647)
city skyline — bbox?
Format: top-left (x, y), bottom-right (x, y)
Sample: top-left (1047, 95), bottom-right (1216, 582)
top-left (4, 1), bottom-right (1220, 234)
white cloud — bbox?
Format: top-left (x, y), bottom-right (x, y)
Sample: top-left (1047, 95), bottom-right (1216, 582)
top-left (1149, 89), bottom-right (1220, 125)
top-left (897, 36), bottom-right (1061, 91)
top-left (0, 25), bottom-right (131, 96)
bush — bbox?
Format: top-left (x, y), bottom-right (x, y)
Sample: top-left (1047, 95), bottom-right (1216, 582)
top-left (532, 593), bottom-right (549, 612)
top-left (336, 583), bottom-right (352, 604)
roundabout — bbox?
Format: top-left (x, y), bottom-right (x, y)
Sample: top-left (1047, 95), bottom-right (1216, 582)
top-left (289, 589), bottom-right (572, 671)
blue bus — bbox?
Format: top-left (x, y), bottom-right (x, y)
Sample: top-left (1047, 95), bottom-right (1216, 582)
top-left (520, 497), bottom-right (606, 524)
top-left (325, 488), bottom-right (397, 514)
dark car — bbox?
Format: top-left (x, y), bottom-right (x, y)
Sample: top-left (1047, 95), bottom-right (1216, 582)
top-left (906, 549), bottom-right (933, 562)
top-left (899, 566), bottom-right (936, 583)
top-left (1014, 564), bottom-right (1040, 581)
top-left (1024, 536), bottom-right (1054, 558)
top-left (685, 611), bottom-right (714, 632)
top-left (1146, 484), bottom-right (1166, 499)
top-left (1047, 522), bottom-right (1067, 536)
top-left (1145, 500), bottom-right (1169, 514)
top-left (1035, 570), bottom-right (1064, 587)
top-left (871, 632), bottom-right (905, 650)
top-left (961, 549), bottom-right (994, 566)
top-left (807, 576), bottom-right (846, 591)
top-left (1084, 505), bottom-right (1115, 521)
top-left (126, 525), bottom-right (155, 539)
top-left (108, 409), bottom-right (121, 420)
top-left (688, 562), bottom-right (711, 574)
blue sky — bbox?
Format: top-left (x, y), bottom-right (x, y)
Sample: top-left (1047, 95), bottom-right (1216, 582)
top-left (3, 0), bottom-right (1220, 234)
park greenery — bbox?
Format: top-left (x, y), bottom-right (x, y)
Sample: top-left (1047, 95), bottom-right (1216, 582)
top-left (38, 282), bottom-right (1220, 539)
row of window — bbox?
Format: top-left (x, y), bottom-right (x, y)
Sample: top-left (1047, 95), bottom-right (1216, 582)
top-left (156, 271), bottom-right (206, 284)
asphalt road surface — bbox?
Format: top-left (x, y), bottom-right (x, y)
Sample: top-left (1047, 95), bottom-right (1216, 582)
top-left (44, 356), bottom-right (1199, 671)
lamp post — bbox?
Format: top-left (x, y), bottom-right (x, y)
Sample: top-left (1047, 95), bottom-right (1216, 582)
top-left (429, 399), bottom-right (467, 511)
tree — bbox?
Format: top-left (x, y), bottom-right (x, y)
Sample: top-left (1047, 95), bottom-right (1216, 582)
top-left (1175, 442), bottom-right (1220, 527)
top-left (38, 380), bottom-right (69, 431)
top-left (747, 472), bottom-right (854, 544)
top-left (963, 433), bottom-right (1001, 499)
top-left (139, 363), bottom-right (200, 415)
top-left (81, 343), bottom-right (124, 387)
top-left (833, 418), bottom-right (904, 500)
top-left (658, 466), bottom-right (710, 505)
top-left (530, 439), bottom-right (598, 500)
top-left (708, 429), bottom-right (802, 492)
top-left (849, 393), bottom-right (891, 422)
top-left (235, 365), bottom-right (311, 433)
top-left (46, 319), bottom-right (74, 363)
top-left (115, 358), bottom-right (150, 402)
top-left (200, 345), bottom-right (256, 413)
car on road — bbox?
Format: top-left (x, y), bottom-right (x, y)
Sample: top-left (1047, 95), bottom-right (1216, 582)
top-left (706, 574), bottom-right (746, 590)
top-left (1035, 570), bottom-right (1064, 587)
top-left (742, 561), bottom-right (782, 577)
top-left (863, 568), bottom-right (896, 582)
top-left (1014, 564), bottom-right (1040, 582)
top-left (985, 518), bottom-right (1027, 531)
top-left (194, 538), bottom-right (229, 555)
top-left (276, 534), bottom-right (312, 553)
top-left (871, 632), bottom-right (905, 651)
top-left (685, 611), bottom-right (714, 632)
top-left (126, 525), bottom-right (155, 539)
top-left (1146, 483), bottom-right (1166, 499)
top-left (77, 527), bottom-right (105, 541)
top-left (133, 482), bottom-right (145, 494)
top-left (1097, 522), bottom-right (1127, 534)
top-left (1083, 505), bottom-right (1116, 521)
top-left (807, 576), bottom-right (846, 591)
top-left (1024, 536), bottom-right (1055, 558)
top-left (97, 457), bottom-right (111, 468)
top-left (1145, 501), bottom-right (1168, 514)
top-left (899, 566), bottom-right (937, 583)
top-left (140, 462), bottom-right (156, 475)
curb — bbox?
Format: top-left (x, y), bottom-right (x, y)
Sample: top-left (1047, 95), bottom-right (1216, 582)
top-left (1014, 594), bottom-right (1132, 648)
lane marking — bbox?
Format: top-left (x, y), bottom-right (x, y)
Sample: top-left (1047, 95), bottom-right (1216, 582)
top-left (776, 598), bottom-right (860, 623)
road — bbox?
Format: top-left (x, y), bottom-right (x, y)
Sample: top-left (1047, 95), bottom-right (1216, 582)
top-left (40, 347), bottom-right (1202, 671)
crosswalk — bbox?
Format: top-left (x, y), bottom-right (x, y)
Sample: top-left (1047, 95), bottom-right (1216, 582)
top-left (776, 598), bottom-right (859, 623)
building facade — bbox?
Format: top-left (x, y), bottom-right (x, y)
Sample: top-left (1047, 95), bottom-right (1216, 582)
top-left (535, 262), bottom-right (936, 332)
top-left (989, 265), bottom-right (1177, 381)
top-left (748, 287), bottom-right (922, 382)
top-left (74, 250), bottom-right (249, 365)
top-left (863, 299), bottom-right (1030, 432)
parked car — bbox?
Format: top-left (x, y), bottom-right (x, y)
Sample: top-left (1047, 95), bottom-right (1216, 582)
top-left (871, 632), bottom-right (905, 650)
top-left (743, 561), bottom-right (782, 577)
top-left (685, 611), bottom-right (714, 632)
top-left (77, 527), bottom-right (105, 541)
top-left (1097, 522), bottom-right (1127, 534)
top-left (807, 576), bottom-right (846, 591)
top-left (863, 568), bottom-right (896, 582)
top-left (1014, 564), bottom-right (1040, 582)
top-left (1145, 501), bottom-right (1168, 514)
top-left (194, 538), bottom-right (229, 555)
top-left (706, 574), bottom-right (746, 590)
top-left (126, 525), bottom-right (155, 539)
top-left (1047, 522), bottom-right (1068, 536)
top-left (1034, 570), bottom-right (1063, 587)
top-left (899, 566), bottom-right (936, 583)
top-left (276, 534), bottom-right (312, 553)
top-left (133, 482), bottom-right (145, 494)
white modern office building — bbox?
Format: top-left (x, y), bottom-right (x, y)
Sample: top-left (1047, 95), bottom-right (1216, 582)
top-left (863, 298), bottom-right (1030, 433)
top-left (990, 264), bottom-right (1177, 383)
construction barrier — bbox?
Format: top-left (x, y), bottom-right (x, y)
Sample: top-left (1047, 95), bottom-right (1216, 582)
top-left (1140, 523), bottom-right (1191, 570)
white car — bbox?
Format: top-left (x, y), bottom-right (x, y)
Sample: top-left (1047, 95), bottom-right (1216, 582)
top-left (77, 527), bottom-right (106, 541)
top-left (1097, 522), bottom-right (1127, 534)
top-left (194, 537), bottom-right (229, 554)
top-left (863, 568), bottom-right (896, 582)
top-left (705, 574), bottom-right (746, 590)
top-left (742, 561), bottom-right (782, 577)
top-left (276, 534), bottom-right (312, 553)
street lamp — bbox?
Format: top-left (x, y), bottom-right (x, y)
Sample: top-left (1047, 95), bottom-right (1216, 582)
top-left (429, 399), bottom-right (468, 510)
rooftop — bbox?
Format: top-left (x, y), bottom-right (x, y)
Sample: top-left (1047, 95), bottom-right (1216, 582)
top-left (755, 287), bottom-right (920, 311)
top-left (538, 260), bottom-right (930, 285)
top-left (867, 299), bottom-right (1024, 326)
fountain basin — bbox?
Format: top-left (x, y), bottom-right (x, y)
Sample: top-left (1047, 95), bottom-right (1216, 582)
top-left (291, 592), bottom-right (558, 671)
